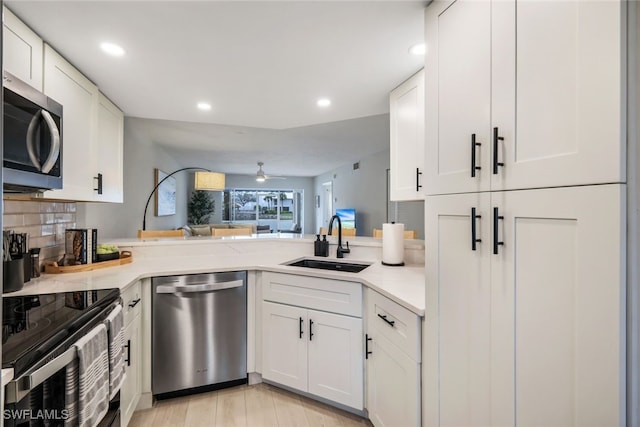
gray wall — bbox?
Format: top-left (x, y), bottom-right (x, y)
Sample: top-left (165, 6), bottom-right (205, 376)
top-left (77, 119), bottom-right (423, 239)
top-left (77, 118), bottom-right (189, 238)
top-left (313, 149), bottom-right (424, 238)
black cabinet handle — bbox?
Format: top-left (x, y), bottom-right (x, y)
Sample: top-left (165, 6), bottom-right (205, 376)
top-left (309, 319), bottom-right (314, 341)
top-left (416, 168), bottom-right (423, 192)
top-left (471, 134), bottom-right (481, 178)
top-left (471, 207), bottom-right (482, 251)
top-left (493, 127), bottom-right (505, 175)
top-left (377, 313), bottom-right (395, 327)
top-left (365, 334), bottom-right (373, 360)
top-left (299, 317), bottom-right (304, 339)
top-left (94, 173), bottom-right (103, 195)
top-left (493, 207), bottom-right (504, 255)
top-left (124, 339), bottom-right (131, 367)
top-left (128, 298), bottom-right (141, 308)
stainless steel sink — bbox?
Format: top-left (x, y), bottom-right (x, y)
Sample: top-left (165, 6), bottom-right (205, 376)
top-left (285, 258), bottom-right (372, 273)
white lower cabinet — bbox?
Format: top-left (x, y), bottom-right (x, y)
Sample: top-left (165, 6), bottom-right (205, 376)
top-left (262, 302), bottom-right (308, 392)
top-left (425, 184), bottom-right (625, 427)
top-left (121, 282), bottom-right (142, 427)
top-left (307, 310), bottom-right (363, 409)
top-left (365, 289), bottom-right (421, 427)
top-left (261, 272), bottom-right (364, 410)
top-left (121, 314), bottom-right (141, 426)
top-left (367, 331), bottom-right (419, 427)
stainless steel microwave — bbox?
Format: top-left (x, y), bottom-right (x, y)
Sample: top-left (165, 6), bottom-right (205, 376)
top-left (3, 72), bottom-right (63, 192)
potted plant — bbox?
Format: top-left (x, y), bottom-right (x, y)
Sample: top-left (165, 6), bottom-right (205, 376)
top-left (188, 190), bottom-right (215, 225)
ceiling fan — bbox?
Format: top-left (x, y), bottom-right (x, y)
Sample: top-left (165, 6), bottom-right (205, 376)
top-left (255, 162), bottom-right (286, 182)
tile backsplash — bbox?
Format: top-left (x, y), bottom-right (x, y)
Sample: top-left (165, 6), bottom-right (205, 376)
top-left (3, 199), bottom-right (77, 269)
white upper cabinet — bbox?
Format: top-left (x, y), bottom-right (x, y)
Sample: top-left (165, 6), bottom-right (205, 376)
top-left (42, 45), bottom-right (124, 202)
top-left (43, 44), bottom-right (99, 201)
top-left (3, 10), bottom-right (124, 202)
top-left (425, 0), bottom-right (625, 195)
top-left (425, 0), bottom-right (491, 195)
top-left (390, 69), bottom-right (425, 201)
top-left (491, 0), bottom-right (624, 190)
top-left (95, 92), bottom-right (124, 203)
top-left (3, 6), bottom-right (43, 90)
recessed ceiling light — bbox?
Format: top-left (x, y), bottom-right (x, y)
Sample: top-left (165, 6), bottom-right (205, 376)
top-left (197, 102), bottom-right (212, 111)
top-left (409, 43), bottom-right (426, 56)
top-left (317, 98), bottom-right (331, 107)
top-left (100, 42), bottom-right (125, 57)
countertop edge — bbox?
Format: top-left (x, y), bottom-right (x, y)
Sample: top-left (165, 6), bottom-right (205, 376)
top-left (112, 262), bottom-right (425, 316)
top-left (6, 240), bottom-right (425, 316)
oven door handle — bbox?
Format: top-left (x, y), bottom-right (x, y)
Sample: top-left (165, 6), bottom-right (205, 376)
top-left (5, 346), bottom-right (77, 404)
top-left (156, 280), bottom-right (243, 294)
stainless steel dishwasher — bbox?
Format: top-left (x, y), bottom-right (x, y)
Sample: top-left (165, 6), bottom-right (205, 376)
top-left (152, 271), bottom-right (247, 397)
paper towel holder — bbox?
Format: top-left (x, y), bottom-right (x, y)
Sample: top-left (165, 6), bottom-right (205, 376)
top-left (382, 260), bottom-right (405, 267)
top-left (381, 221), bottom-right (405, 266)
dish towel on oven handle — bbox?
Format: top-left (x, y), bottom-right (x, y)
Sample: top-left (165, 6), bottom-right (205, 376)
top-left (105, 303), bottom-right (125, 399)
top-left (75, 323), bottom-right (109, 427)
top-left (64, 357), bottom-right (79, 426)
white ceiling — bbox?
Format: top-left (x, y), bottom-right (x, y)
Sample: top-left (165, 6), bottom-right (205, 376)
top-left (6, 1), bottom-right (426, 176)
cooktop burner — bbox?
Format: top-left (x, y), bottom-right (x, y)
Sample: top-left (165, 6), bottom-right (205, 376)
top-left (2, 289), bottom-right (119, 376)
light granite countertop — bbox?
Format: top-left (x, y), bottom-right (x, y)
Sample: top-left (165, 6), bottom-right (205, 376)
top-left (5, 235), bottom-right (426, 315)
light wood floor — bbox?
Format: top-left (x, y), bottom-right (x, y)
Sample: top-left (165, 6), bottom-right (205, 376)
top-left (129, 383), bottom-right (373, 427)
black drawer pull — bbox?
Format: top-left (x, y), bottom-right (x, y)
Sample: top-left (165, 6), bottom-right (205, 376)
top-left (309, 319), bottom-right (314, 341)
top-left (128, 298), bottom-right (141, 308)
top-left (493, 207), bottom-right (504, 255)
top-left (124, 339), bottom-right (131, 367)
top-left (365, 334), bottom-right (373, 360)
top-left (377, 313), bottom-right (395, 327)
top-left (493, 127), bottom-right (504, 174)
top-left (471, 207), bottom-right (482, 251)
top-left (471, 133), bottom-right (482, 178)
top-left (94, 173), bottom-right (103, 194)
top-left (299, 317), bottom-right (304, 339)
top-left (416, 168), bottom-right (423, 192)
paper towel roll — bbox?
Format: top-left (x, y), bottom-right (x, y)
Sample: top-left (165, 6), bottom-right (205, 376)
top-left (382, 223), bottom-right (405, 266)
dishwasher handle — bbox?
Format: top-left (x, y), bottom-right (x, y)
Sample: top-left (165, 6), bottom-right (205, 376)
top-left (156, 279), bottom-right (244, 294)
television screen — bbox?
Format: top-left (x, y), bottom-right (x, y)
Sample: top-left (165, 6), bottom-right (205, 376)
top-left (336, 208), bottom-right (356, 229)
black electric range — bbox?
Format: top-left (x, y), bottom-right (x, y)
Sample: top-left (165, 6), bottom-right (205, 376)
top-left (2, 288), bottom-right (120, 377)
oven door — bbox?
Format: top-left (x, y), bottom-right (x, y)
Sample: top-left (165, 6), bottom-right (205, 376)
top-left (3, 301), bottom-right (122, 427)
top-left (4, 351), bottom-right (121, 426)
top-left (5, 346), bottom-right (76, 426)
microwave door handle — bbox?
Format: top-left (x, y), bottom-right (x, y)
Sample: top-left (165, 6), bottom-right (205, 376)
top-left (26, 109), bottom-right (43, 170)
top-left (40, 110), bottom-right (61, 174)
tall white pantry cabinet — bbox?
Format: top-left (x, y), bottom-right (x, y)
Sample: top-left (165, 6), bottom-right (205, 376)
top-left (424, 1), bottom-right (629, 427)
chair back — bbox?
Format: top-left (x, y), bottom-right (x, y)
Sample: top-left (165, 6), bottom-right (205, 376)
top-left (137, 229), bottom-right (185, 238)
top-left (372, 228), bottom-right (418, 239)
top-left (213, 228), bottom-right (252, 237)
top-left (319, 227), bottom-right (356, 237)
